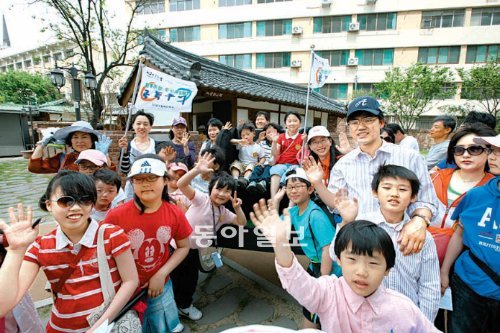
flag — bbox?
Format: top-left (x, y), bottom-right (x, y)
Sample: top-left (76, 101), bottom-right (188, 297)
top-left (309, 53), bottom-right (331, 89)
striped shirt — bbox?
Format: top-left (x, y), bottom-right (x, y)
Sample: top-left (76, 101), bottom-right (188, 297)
top-left (329, 141), bottom-right (440, 217)
top-left (356, 211), bottom-right (441, 321)
top-left (259, 140), bottom-right (273, 165)
top-left (24, 221), bottom-right (131, 333)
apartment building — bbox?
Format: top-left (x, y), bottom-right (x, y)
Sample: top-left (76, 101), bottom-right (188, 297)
top-left (131, 0), bottom-right (500, 126)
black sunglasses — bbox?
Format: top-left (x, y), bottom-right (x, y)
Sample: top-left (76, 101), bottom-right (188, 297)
top-left (50, 196), bottom-right (94, 208)
top-left (453, 145), bottom-right (490, 156)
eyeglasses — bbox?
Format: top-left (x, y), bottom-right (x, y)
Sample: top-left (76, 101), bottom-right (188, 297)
top-left (78, 164), bottom-right (101, 171)
top-left (50, 196), bottom-right (94, 208)
top-left (489, 147), bottom-right (500, 156)
top-left (285, 184), bottom-right (308, 191)
top-left (347, 117), bottom-right (378, 127)
top-left (453, 145), bottom-right (490, 156)
top-left (132, 175), bottom-right (160, 184)
top-left (309, 138), bottom-right (330, 147)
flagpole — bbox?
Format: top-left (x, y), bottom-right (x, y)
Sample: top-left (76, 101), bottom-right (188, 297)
top-left (301, 45), bottom-right (315, 164)
top-left (118, 58), bottom-right (145, 171)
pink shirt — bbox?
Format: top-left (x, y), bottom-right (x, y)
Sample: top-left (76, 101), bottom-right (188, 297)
top-left (185, 190), bottom-right (236, 249)
top-left (276, 256), bottom-right (441, 333)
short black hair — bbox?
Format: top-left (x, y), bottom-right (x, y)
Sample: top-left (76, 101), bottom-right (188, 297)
top-left (386, 123), bottom-right (404, 135)
top-left (433, 115), bottom-right (456, 132)
top-left (380, 127), bottom-right (396, 144)
top-left (263, 122), bottom-right (283, 133)
top-left (155, 140), bottom-right (175, 154)
top-left (371, 165), bottom-right (420, 197)
top-left (463, 111), bottom-right (496, 130)
top-left (132, 110), bottom-right (154, 127)
top-left (446, 123), bottom-right (497, 166)
top-left (334, 220), bottom-right (396, 270)
top-left (284, 110), bottom-right (301, 123)
top-left (133, 154), bottom-right (169, 214)
top-left (64, 131), bottom-right (98, 148)
top-left (93, 169), bottom-right (122, 192)
top-left (207, 118), bottom-right (224, 131)
top-left (39, 170), bottom-right (97, 211)
top-left (201, 145), bottom-right (226, 170)
top-left (256, 111), bottom-right (270, 121)
top-left (285, 169), bottom-right (311, 188)
top-left (240, 122), bottom-right (256, 133)
top-left (208, 171), bottom-right (237, 196)
top-left (197, 124), bottom-right (206, 133)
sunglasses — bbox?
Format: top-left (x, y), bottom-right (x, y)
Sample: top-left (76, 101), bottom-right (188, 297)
top-left (453, 145), bottom-right (490, 156)
top-left (380, 136), bottom-right (392, 143)
top-left (50, 196), bottom-right (94, 208)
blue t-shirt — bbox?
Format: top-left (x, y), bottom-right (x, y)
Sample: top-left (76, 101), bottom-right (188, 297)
top-left (451, 177), bottom-right (500, 300)
top-left (436, 158), bottom-right (456, 170)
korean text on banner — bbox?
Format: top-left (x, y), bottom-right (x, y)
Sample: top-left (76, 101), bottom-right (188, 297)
top-left (134, 66), bottom-right (198, 113)
top-left (309, 53), bottom-right (331, 89)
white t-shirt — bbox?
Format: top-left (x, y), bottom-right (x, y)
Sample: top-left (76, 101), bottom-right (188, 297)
top-left (238, 143), bottom-right (264, 165)
top-left (400, 136), bottom-right (420, 152)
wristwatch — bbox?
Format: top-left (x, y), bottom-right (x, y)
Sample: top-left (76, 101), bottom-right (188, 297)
top-left (412, 214), bottom-right (431, 227)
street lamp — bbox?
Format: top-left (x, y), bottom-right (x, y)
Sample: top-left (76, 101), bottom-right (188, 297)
top-left (50, 63), bottom-right (97, 121)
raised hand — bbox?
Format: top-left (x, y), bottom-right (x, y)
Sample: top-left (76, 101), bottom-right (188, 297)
top-left (250, 199), bottom-right (291, 246)
top-left (95, 134), bottom-right (112, 155)
top-left (118, 136), bottom-right (129, 150)
top-left (258, 131), bottom-right (266, 142)
top-left (0, 204), bottom-right (38, 252)
top-left (273, 187), bottom-right (287, 206)
top-left (231, 191), bottom-right (242, 209)
top-left (302, 156), bottom-right (323, 185)
top-left (269, 132), bottom-right (280, 143)
top-left (333, 188), bottom-right (358, 223)
top-left (195, 152), bottom-right (215, 174)
top-left (163, 146), bottom-right (177, 163)
top-left (335, 132), bottom-right (352, 155)
top-left (180, 132), bottom-right (191, 147)
top-left (223, 122), bottom-right (233, 131)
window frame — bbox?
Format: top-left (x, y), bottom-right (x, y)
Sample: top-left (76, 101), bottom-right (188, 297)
top-left (138, 0), bottom-right (166, 15)
top-left (358, 12), bottom-right (397, 31)
top-left (256, 19), bottom-right (292, 37)
top-left (420, 9), bottom-right (465, 28)
top-left (354, 48), bottom-right (394, 66)
top-left (471, 7), bottom-right (500, 26)
top-left (313, 15), bottom-right (351, 33)
top-left (256, 52), bottom-right (291, 68)
top-left (170, 26), bottom-right (201, 42)
top-left (219, 54), bottom-right (252, 69)
top-left (170, 0), bottom-right (200, 12)
top-left (317, 50), bottom-right (349, 66)
top-left (219, 22), bottom-right (252, 39)
top-left (417, 46), bottom-right (461, 64)
top-left (465, 44), bottom-right (499, 63)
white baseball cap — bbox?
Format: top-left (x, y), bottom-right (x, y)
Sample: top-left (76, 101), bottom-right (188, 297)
top-left (474, 134), bottom-right (500, 148)
top-left (128, 158), bottom-right (167, 178)
top-left (285, 168), bottom-right (309, 183)
top-left (307, 126), bottom-right (330, 144)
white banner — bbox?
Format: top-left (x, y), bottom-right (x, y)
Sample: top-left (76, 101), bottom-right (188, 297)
top-left (134, 66), bottom-right (198, 114)
top-left (309, 53), bottom-right (331, 89)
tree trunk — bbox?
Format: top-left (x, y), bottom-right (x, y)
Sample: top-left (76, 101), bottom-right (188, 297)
top-left (90, 90), bottom-right (104, 129)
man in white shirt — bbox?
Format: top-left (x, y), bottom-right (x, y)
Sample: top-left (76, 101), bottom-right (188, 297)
top-left (386, 123), bottom-right (420, 152)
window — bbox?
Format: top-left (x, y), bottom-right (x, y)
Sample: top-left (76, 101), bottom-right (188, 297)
top-left (16, 62), bottom-right (22, 69)
top-left (53, 53), bottom-right (63, 61)
top-left (317, 50), bottom-right (349, 66)
top-left (418, 46), bottom-right (460, 64)
top-left (219, 54), bottom-right (252, 69)
top-left (354, 49), bottom-right (394, 66)
top-left (42, 55), bottom-right (51, 64)
top-left (318, 84), bottom-right (348, 100)
top-left (7, 64), bottom-right (14, 71)
top-left (257, 0), bottom-right (292, 3)
top-left (33, 57), bottom-right (41, 66)
top-left (466, 44), bottom-right (499, 63)
top-left (313, 16), bottom-right (351, 33)
top-left (170, 26), bottom-right (200, 42)
top-left (65, 49), bottom-right (75, 58)
top-left (138, 0), bottom-right (165, 15)
top-left (471, 7), bottom-right (500, 26)
top-left (219, 22), bottom-right (252, 39)
top-left (256, 52), bottom-right (291, 68)
top-left (0, 66), bottom-right (6, 72)
top-left (421, 9), bottom-right (465, 28)
top-left (256, 20), bottom-right (292, 36)
top-left (219, 0), bottom-right (251, 6)
top-left (435, 83), bottom-right (457, 99)
top-left (24, 60), bottom-right (32, 68)
top-left (358, 12), bottom-right (396, 31)
top-left (170, 0), bottom-right (199, 11)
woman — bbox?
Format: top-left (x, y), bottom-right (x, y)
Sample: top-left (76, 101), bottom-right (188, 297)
top-left (119, 110), bottom-right (161, 200)
top-left (169, 116), bottom-right (196, 168)
top-left (306, 126), bottom-right (342, 187)
top-left (381, 127), bottom-right (396, 144)
top-left (200, 118), bottom-right (223, 152)
top-left (431, 123), bottom-right (496, 229)
top-left (28, 121), bottom-right (106, 173)
top-left (474, 134), bottom-right (500, 176)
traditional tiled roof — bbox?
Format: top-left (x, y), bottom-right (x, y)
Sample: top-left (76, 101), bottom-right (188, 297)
top-left (118, 35), bottom-right (345, 116)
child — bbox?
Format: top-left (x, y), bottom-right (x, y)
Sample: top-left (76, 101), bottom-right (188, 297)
top-left (230, 123), bottom-right (265, 189)
top-left (104, 154), bottom-right (192, 333)
top-left (247, 122), bottom-right (281, 194)
top-left (331, 165), bottom-right (441, 321)
top-left (249, 200), bottom-right (440, 333)
top-left (0, 171), bottom-right (138, 332)
top-left (191, 146), bottom-right (225, 194)
top-left (91, 169), bottom-right (123, 222)
top-left (167, 161), bottom-right (191, 213)
top-left (172, 153), bottom-right (247, 321)
top-left (274, 168), bottom-right (337, 328)
top-left (270, 111), bottom-right (303, 199)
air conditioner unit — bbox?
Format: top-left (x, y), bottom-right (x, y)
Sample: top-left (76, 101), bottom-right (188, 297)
top-left (291, 60), bottom-right (302, 68)
top-left (348, 22), bottom-right (360, 32)
top-left (347, 57), bottom-right (358, 66)
top-left (366, 0), bottom-right (377, 4)
top-left (321, 0), bottom-right (332, 7)
top-left (292, 26), bottom-right (303, 35)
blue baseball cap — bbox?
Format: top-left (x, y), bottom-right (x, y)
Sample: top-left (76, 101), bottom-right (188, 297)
top-left (347, 96), bottom-right (383, 120)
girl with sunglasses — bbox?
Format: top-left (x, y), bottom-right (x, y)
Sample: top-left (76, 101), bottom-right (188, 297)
top-left (0, 171), bottom-right (139, 333)
top-left (104, 154), bottom-right (192, 333)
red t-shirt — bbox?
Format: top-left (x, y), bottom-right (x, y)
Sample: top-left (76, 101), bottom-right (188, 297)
top-left (104, 200), bottom-right (193, 285)
top-left (277, 132), bottom-right (303, 165)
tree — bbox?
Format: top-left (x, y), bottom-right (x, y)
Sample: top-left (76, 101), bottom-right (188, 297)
top-left (375, 63), bottom-right (456, 131)
top-left (0, 71), bottom-right (60, 104)
top-left (33, 0), bottom-right (148, 126)
top-left (457, 60), bottom-right (499, 120)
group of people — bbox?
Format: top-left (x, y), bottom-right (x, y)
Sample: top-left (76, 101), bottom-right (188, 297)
top-left (0, 95), bottom-right (498, 333)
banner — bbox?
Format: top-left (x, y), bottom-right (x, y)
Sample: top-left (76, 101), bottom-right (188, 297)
top-left (134, 66), bottom-right (198, 113)
top-left (309, 53), bottom-right (331, 89)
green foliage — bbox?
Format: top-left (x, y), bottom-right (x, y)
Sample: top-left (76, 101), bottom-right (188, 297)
top-left (0, 71), bottom-right (60, 104)
top-left (457, 60), bottom-right (499, 120)
top-left (375, 63), bottom-right (456, 131)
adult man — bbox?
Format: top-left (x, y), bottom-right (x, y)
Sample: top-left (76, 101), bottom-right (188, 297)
top-left (426, 116), bottom-right (456, 170)
top-left (304, 96), bottom-right (440, 254)
top-left (386, 123), bottom-right (420, 152)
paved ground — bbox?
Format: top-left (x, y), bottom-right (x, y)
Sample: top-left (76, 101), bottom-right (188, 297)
top-left (0, 158), bottom-right (305, 332)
